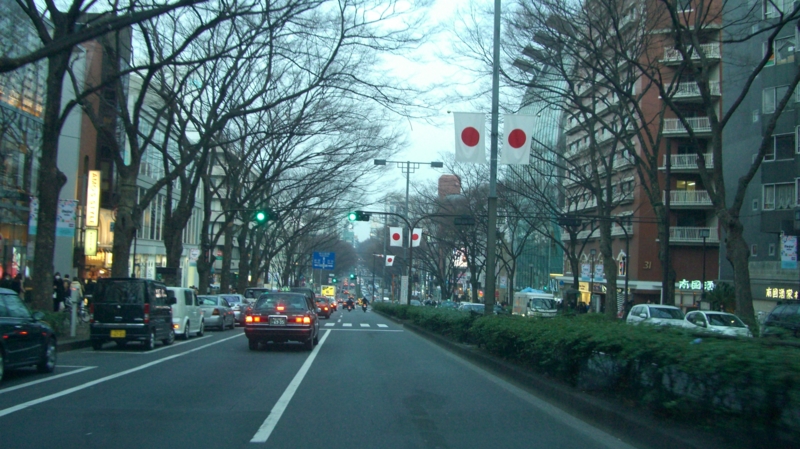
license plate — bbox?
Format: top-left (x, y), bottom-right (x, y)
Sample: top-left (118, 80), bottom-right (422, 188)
top-left (110, 329), bottom-right (126, 338)
top-left (269, 316), bottom-right (286, 326)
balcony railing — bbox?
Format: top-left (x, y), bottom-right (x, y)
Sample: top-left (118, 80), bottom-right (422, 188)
top-left (661, 152), bottom-right (714, 170)
top-left (668, 81), bottom-right (721, 99)
top-left (663, 117), bottom-right (711, 135)
top-left (669, 227), bottom-right (719, 244)
top-left (613, 155), bottom-right (634, 169)
top-left (663, 190), bottom-right (713, 207)
top-left (662, 43), bottom-right (720, 63)
top-left (611, 224), bottom-right (633, 237)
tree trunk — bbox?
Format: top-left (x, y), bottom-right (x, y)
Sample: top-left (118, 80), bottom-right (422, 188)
top-left (110, 165), bottom-right (139, 278)
top-left (235, 226), bottom-right (249, 293)
top-left (599, 219), bottom-right (618, 319)
top-left (220, 223), bottom-right (234, 293)
top-left (722, 215), bottom-right (757, 327)
top-left (655, 215), bottom-right (674, 305)
top-left (31, 52), bottom-right (69, 311)
top-left (162, 215), bottom-right (188, 286)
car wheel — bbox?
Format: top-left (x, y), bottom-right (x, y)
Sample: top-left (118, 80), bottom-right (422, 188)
top-left (304, 338), bottom-right (314, 351)
top-left (143, 330), bottom-right (155, 350)
top-left (162, 328), bottom-right (175, 346)
top-left (180, 322), bottom-right (190, 340)
top-left (91, 340), bottom-right (103, 351)
top-left (37, 338), bottom-right (57, 373)
top-left (197, 321), bottom-right (204, 337)
top-left (313, 334), bottom-right (319, 345)
top-left (248, 339), bottom-right (258, 350)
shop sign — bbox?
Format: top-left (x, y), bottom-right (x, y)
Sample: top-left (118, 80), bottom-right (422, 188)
top-left (84, 228), bottom-right (97, 256)
top-left (676, 279), bottom-right (715, 291)
top-left (766, 287), bottom-right (798, 300)
top-left (86, 170), bottom-right (101, 227)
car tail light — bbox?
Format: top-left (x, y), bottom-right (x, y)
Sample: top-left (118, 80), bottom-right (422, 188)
top-left (212, 308), bottom-right (220, 316)
top-left (246, 315), bottom-right (253, 323)
top-left (144, 303), bottom-right (150, 324)
top-left (174, 324), bottom-right (179, 329)
top-left (295, 317), bottom-right (303, 323)
top-left (89, 303), bottom-right (95, 323)
top-left (303, 316), bottom-right (311, 324)
top-left (254, 316), bottom-right (261, 322)
top-left (323, 307), bottom-right (328, 311)
top-left (277, 305), bottom-right (285, 312)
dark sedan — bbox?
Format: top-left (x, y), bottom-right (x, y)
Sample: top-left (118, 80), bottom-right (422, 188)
top-left (245, 292), bottom-right (320, 351)
top-left (0, 288), bottom-right (57, 382)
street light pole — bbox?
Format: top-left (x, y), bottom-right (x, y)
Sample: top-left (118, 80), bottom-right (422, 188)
top-left (590, 248), bottom-right (596, 312)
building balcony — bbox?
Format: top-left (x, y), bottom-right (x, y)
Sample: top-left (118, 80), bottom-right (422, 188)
top-left (611, 224), bottom-right (633, 238)
top-left (577, 228), bottom-right (600, 240)
top-left (661, 43), bottom-right (720, 65)
top-left (663, 190), bottom-right (713, 208)
top-left (660, 152), bottom-right (714, 171)
top-left (613, 155), bottom-right (634, 169)
top-left (668, 81), bottom-right (720, 102)
top-left (663, 117), bottom-right (712, 136)
top-left (669, 227), bottom-right (719, 245)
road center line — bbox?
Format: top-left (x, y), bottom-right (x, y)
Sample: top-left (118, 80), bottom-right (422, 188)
top-left (250, 330), bottom-right (331, 444)
top-left (0, 366), bottom-right (96, 395)
top-left (0, 333), bottom-right (243, 418)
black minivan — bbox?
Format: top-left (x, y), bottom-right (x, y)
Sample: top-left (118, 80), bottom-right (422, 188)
top-left (90, 278), bottom-right (176, 350)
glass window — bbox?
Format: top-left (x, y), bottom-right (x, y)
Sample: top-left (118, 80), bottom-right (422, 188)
top-left (763, 87), bottom-right (776, 113)
top-left (184, 291), bottom-right (193, 306)
top-left (753, 199), bottom-right (759, 210)
top-left (770, 133), bottom-right (795, 160)
top-left (751, 244), bottom-right (758, 256)
top-left (3, 294), bottom-right (31, 318)
top-left (774, 36), bottom-right (796, 65)
top-left (753, 110), bottom-right (760, 122)
top-left (764, 0), bottom-right (794, 18)
top-left (762, 183), bottom-right (793, 210)
top-left (769, 243), bottom-right (776, 256)
top-left (254, 294), bottom-right (308, 312)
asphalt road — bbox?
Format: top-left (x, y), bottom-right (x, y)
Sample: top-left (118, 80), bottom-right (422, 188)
top-left (0, 307), bottom-right (639, 449)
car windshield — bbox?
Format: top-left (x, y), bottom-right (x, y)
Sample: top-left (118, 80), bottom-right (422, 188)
top-left (198, 296), bottom-right (219, 306)
top-left (531, 298), bottom-right (555, 310)
top-left (220, 295), bottom-right (241, 305)
top-left (707, 313), bottom-right (746, 328)
top-left (245, 289), bottom-right (268, 299)
top-left (254, 294), bottom-right (307, 312)
top-left (649, 307), bottom-right (684, 319)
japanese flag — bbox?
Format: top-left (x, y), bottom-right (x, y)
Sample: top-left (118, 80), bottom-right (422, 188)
top-left (454, 112), bottom-right (486, 164)
top-left (386, 255), bottom-right (395, 267)
top-left (500, 114), bottom-right (535, 165)
top-left (389, 227), bottom-right (403, 247)
top-left (411, 228), bottom-right (423, 247)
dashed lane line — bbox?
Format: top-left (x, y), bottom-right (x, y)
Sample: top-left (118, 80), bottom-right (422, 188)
top-left (0, 366), bottom-right (96, 395)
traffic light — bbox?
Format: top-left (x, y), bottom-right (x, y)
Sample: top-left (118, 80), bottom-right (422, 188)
top-left (350, 273), bottom-right (356, 280)
top-left (347, 210), bottom-right (370, 222)
top-left (332, 277), bottom-right (338, 283)
top-left (253, 209), bottom-right (273, 224)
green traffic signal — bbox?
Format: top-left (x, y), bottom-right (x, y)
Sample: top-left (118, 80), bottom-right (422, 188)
top-left (332, 277), bottom-right (338, 283)
top-left (255, 211), bottom-right (267, 222)
top-left (347, 210), bottom-right (370, 222)
top-left (349, 273), bottom-right (355, 279)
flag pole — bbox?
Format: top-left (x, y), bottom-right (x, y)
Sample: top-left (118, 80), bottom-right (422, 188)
top-left (483, 0), bottom-right (501, 314)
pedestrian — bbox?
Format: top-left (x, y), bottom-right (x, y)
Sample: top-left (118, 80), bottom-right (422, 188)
top-left (0, 273), bottom-right (12, 290)
top-left (11, 273), bottom-right (22, 294)
top-left (53, 272), bottom-right (66, 311)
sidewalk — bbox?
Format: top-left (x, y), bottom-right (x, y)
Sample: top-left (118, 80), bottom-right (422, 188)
top-left (56, 320), bottom-right (92, 352)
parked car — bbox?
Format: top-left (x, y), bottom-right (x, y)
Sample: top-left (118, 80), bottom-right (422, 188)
top-left (244, 287), bottom-right (271, 302)
top-left (438, 301), bottom-right (457, 309)
top-left (685, 310), bottom-right (753, 337)
top-left (761, 301), bottom-right (800, 338)
top-left (168, 287), bottom-right (204, 340)
top-left (458, 303), bottom-right (484, 314)
top-left (410, 299), bottom-right (422, 306)
top-left (197, 295), bottom-right (236, 330)
top-left (90, 278), bottom-right (176, 350)
top-left (0, 288), bottom-right (57, 382)
top-left (217, 294), bottom-right (248, 325)
top-left (245, 292), bottom-right (320, 350)
top-left (626, 304), bottom-right (693, 329)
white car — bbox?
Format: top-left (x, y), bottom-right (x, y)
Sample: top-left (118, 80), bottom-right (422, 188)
top-left (627, 304), bottom-right (694, 329)
top-left (167, 287), bottom-right (205, 339)
top-left (685, 311), bottom-right (753, 337)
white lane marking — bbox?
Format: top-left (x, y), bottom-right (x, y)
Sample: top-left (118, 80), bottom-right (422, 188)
top-left (324, 323), bottom-right (335, 327)
top-left (0, 367), bottom-right (96, 395)
top-left (337, 319), bottom-right (341, 323)
top-left (327, 329), bottom-right (403, 332)
top-left (0, 333), bottom-right (243, 418)
top-left (343, 323), bottom-right (352, 327)
top-left (82, 335), bottom-right (211, 354)
top-left (377, 324), bottom-right (388, 328)
top-left (250, 330), bottom-right (331, 443)
top-left (360, 323), bottom-right (370, 327)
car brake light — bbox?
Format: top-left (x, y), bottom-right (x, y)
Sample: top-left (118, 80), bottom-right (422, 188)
top-left (212, 309), bottom-right (220, 316)
top-left (303, 316), bottom-right (311, 324)
top-left (174, 324), bottom-right (179, 329)
top-left (246, 316), bottom-right (253, 323)
top-left (277, 305), bottom-right (285, 312)
top-left (144, 303), bottom-right (150, 324)
top-left (295, 317), bottom-right (303, 323)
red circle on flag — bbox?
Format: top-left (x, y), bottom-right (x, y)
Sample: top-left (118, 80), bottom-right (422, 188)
top-left (412, 233), bottom-right (419, 241)
top-left (387, 257), bottom-right (393, 262)
top-left (461, 127), bottom-right (480, 147)
top-left (392, 232), bottom-right (401, 241)
top-left (508, 129), bottom-right (527, 148)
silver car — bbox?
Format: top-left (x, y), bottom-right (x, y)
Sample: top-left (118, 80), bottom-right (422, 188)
top-left (685, 311), bottom-right (753, 337)
top-left (218, 294), bottom-right (249, 326)
top-left (197, 295), bottom-right (235, 330)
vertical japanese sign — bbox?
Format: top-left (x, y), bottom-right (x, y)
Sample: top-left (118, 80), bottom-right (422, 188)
top-left (86, 170), bottom-right (101, 227)
top-left (84, 228), bottom-right (98, 256)
top-left (781, 235), bottom-right (798, 269)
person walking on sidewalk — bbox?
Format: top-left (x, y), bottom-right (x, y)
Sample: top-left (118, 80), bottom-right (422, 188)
top-left (53, 272), bottom-right (66, 311)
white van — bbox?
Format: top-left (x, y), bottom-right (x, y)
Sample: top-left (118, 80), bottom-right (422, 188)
top-left (512, 291), bottom-right (558, 318)
top-left (167, 287), bottom-right (204, 339)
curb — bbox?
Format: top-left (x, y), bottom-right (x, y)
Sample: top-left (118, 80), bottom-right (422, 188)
top-left (57, 338), bottom-right (92, 353)
top-left (376, 311), bottom-right (739, 449)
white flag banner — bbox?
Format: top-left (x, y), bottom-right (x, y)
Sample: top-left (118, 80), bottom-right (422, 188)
top-left (411, 228), bottom-right (423, 247)
top-left (386, 255), bottom-right (395, 266)
top-left (500, 114), bottom-right (535, 165)
top-left (453, 112), bottom-right (486, 164)
top-left (389, 227), bottom-right (403, 247)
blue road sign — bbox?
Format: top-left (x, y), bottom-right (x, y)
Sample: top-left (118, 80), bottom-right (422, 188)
top-left (312, 251), bottom-right (335, 270)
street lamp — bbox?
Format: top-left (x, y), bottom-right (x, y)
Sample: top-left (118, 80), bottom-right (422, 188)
top-left (795, 209), bottom-right (800, 294)
top-left (699, 228), bottom-right (710, 307)
top-left (590, 248), bottom-right (596, 312)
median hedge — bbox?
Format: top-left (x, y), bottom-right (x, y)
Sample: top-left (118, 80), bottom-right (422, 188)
top-left (373, 302), bottom-right (800, 442)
